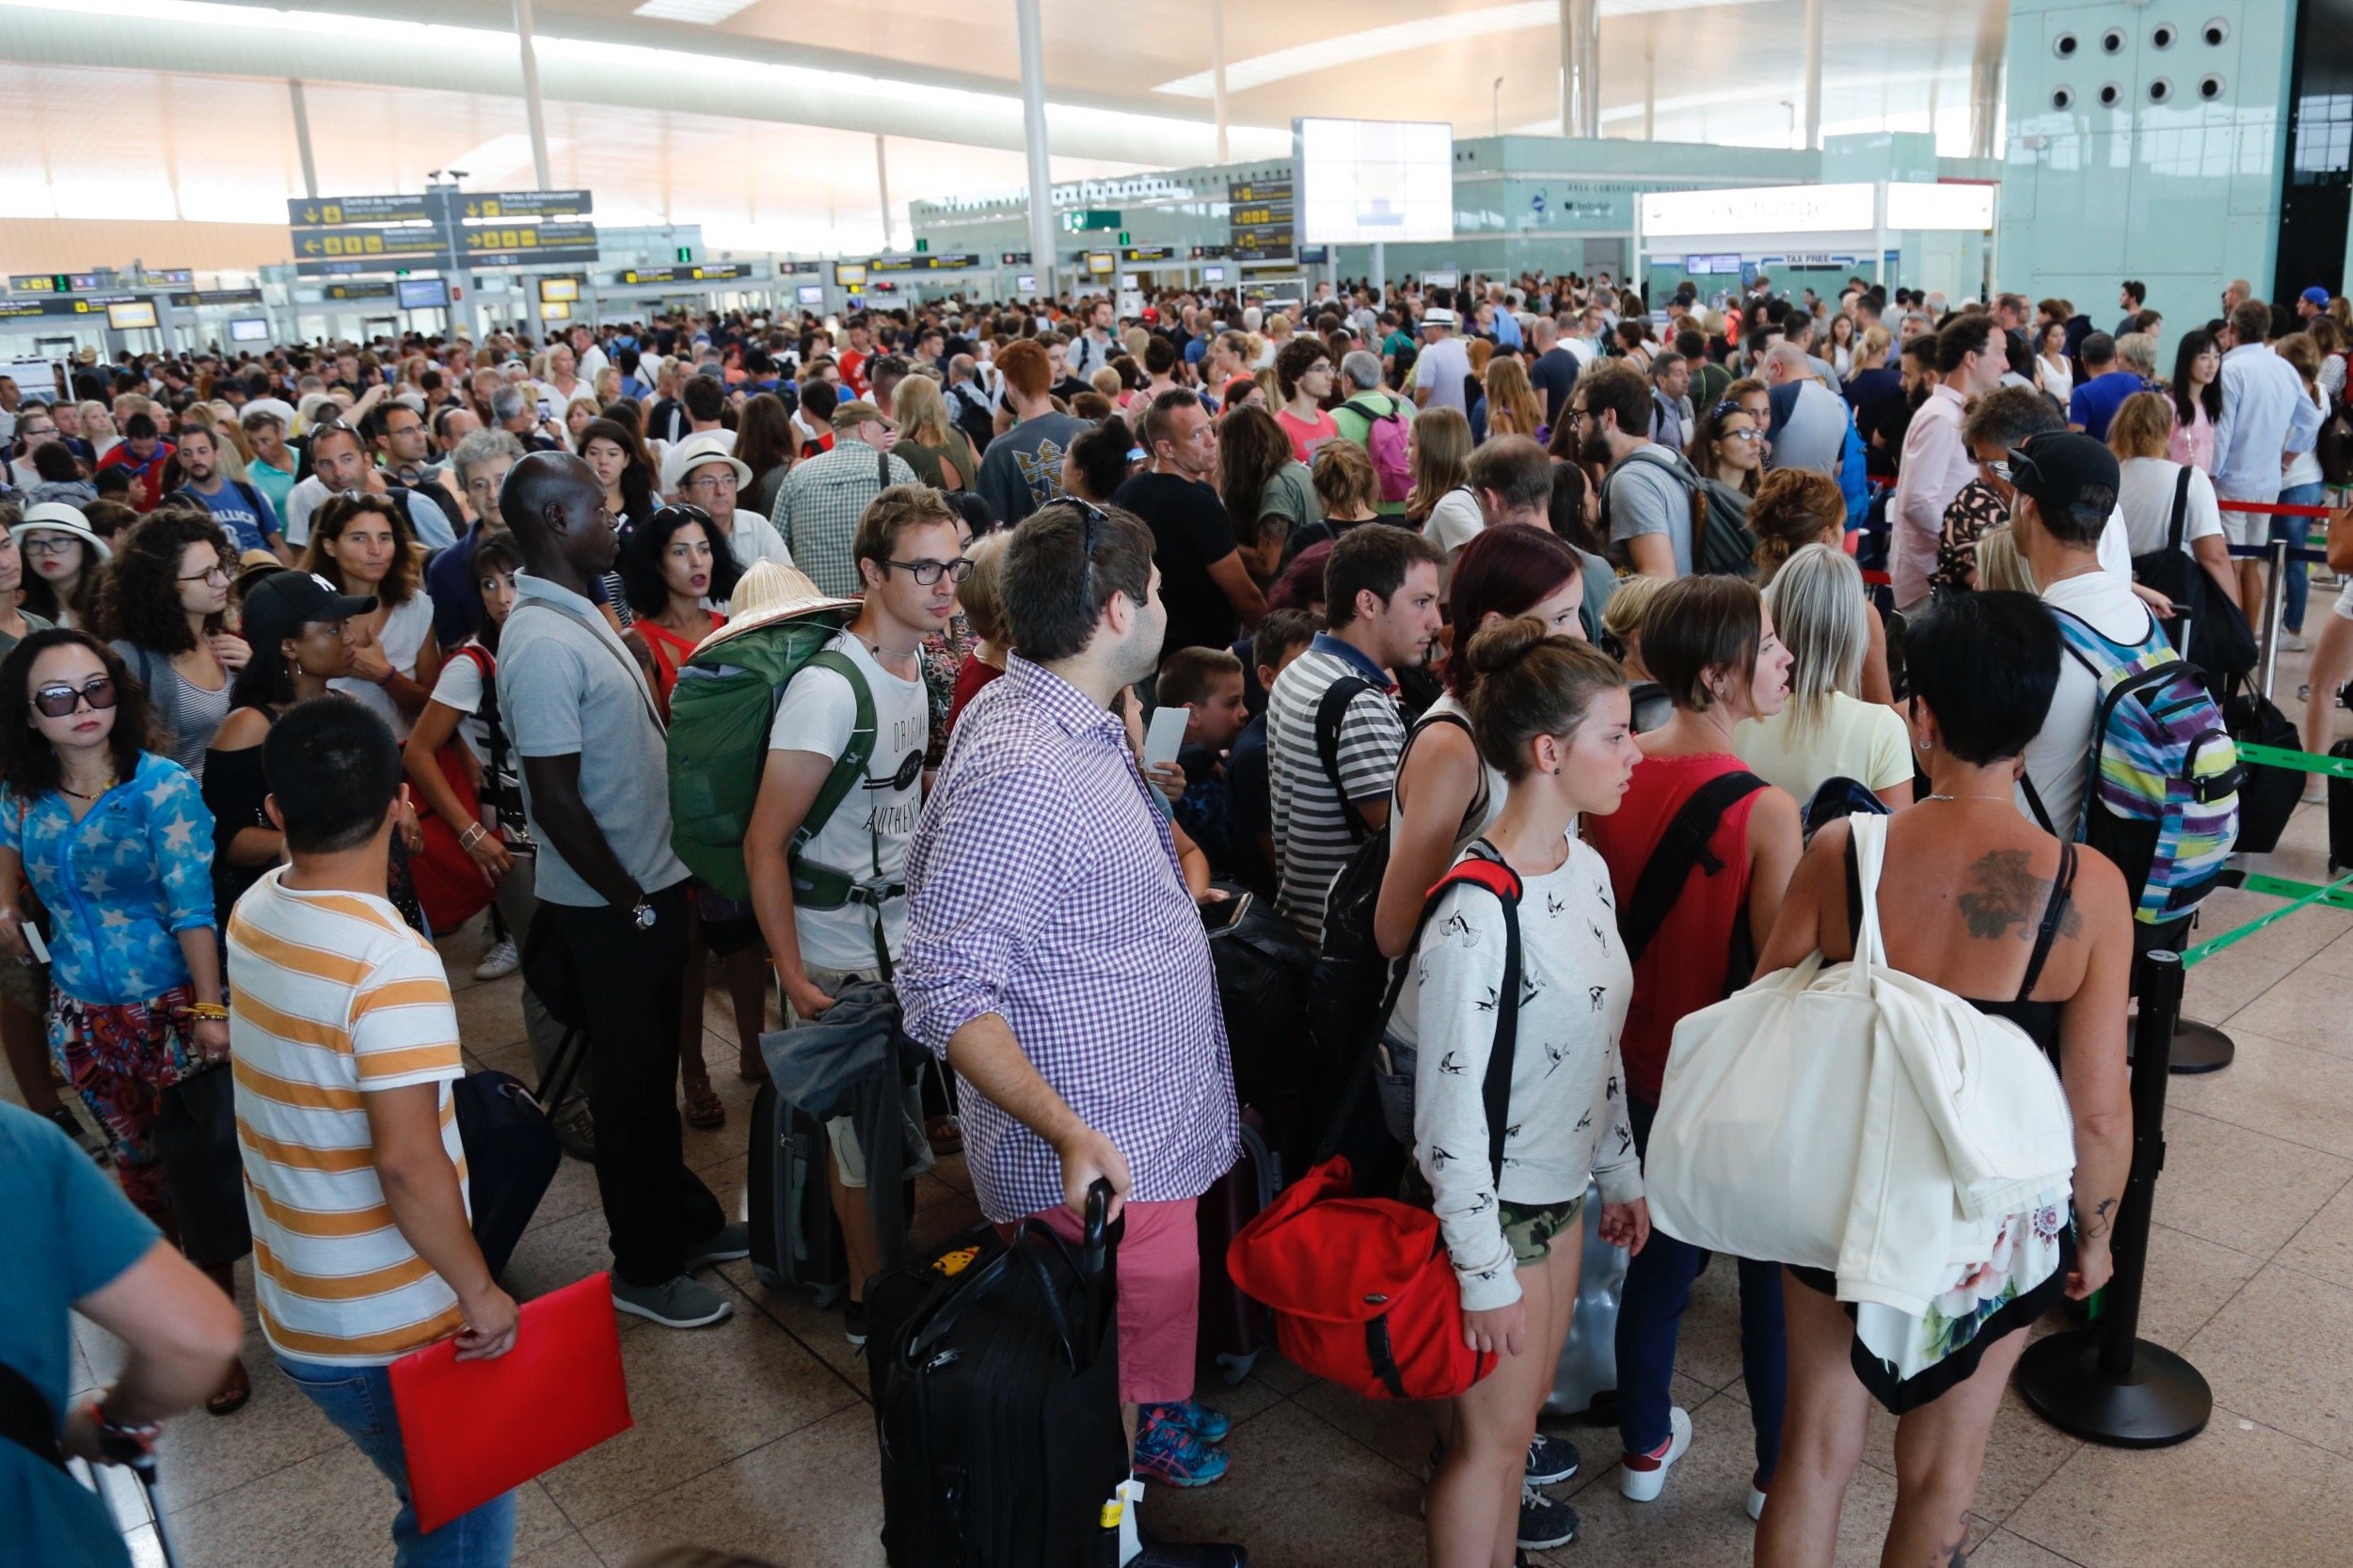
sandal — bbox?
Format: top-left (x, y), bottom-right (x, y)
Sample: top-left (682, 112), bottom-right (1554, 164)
top-left (683, 1082), bottom-right (726, 1131)
top-left (206, 1357), bottom-right (251, 1418)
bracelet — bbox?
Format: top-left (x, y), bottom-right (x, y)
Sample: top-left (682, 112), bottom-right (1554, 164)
top-left (185, 1002), bottom-right (229, 1022)
top-left (459, 824), bottom-right (487, 848)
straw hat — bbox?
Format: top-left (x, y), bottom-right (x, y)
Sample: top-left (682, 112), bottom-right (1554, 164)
top-left (694, 561), bottom-right (859, 657)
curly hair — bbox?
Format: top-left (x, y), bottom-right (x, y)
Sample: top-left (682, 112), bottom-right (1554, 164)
top-left (304, 491), bottom-right (420, 605)
top-left (96, 505), bottom-right (231, 656)
top-left (1746, 467), bottom-right (1847, 584)
top-left (618, 504), bottom-right (743, 620)
top-left (0, 627), bottom-right (160, 800)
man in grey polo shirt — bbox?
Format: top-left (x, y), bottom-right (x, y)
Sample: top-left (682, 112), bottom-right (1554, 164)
top-left (497, 451), bottom-right (743, 1331)
top-left (1759, 342), bottom-right (1849, 478)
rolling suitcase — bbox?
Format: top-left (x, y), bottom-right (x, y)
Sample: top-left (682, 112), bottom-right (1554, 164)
top-left (1543, 1181), bottom-right (1629, 1423)
top-left (452, 1027), bottom-right (584, 1280)
top-left (2330, 738), bottom-right (2353, 874)
top-left (866, 1181), bottom-right (1128, 1568)
top-left (746, 1081), bottom-right (848, 1305)
top-left (1197, 1110), bottom-right (1278, 1385)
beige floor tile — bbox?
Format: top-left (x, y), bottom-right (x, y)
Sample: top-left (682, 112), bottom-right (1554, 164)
top-left (1287, 1376), bottom-right (1441, 1476)
top-left (500, 1201), bottom-right (628, 1309)
top-left (1964, 1526), bottom-right (2096, 1567)
top-left (2176, 942), bottom-right (2295, 1028)
top-left (2131, 1220), bottom-right (2267, 1350)
top-left (537, 1279), bottom-right (864, 1527)
top-left (578, 1403), bottom-right (884, 1567)
top-left (2149, 1106), bottom-right (2352, 1254)
top-left (2278, 1180), bottom-right (2353, 1293)
top-left (1147, 1399), bottom-right (1431, 1566)
top-left (2187, 884), bottom-right (2353, 972)
top-left (2181, 1262), bottom-right (2353, 1459)
top-left (2308, 924), bottom-right (2353, 980)
top-left (140, 1343), bottom-right (349, 1516)
top-left (2165, 1027), bottom-right (2353, 1161)
top-left (453, 973), bottom-right (531, 1054)
top-left (2223, 959), bottom-right (2353, 1058)
top-left (2007, 1411), bottom-right (2353, 1567)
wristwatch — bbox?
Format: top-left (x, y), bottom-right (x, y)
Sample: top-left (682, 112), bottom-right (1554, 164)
top-left (630, 896), bottom-right (657, 931)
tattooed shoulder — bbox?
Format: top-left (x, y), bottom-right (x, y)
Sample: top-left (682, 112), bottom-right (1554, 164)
top-left (1954, 847), bottom-right (2082, 942)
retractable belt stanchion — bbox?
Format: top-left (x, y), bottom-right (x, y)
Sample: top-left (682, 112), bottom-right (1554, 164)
top-left (2017, 950), bottom-right (2213, 1446)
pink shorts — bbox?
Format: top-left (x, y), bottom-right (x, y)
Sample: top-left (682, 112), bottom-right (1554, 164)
top-left (999, 1196), bottom-right (1200, 1406)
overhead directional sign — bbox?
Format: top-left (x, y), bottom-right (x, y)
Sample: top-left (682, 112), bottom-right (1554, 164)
top-left (0, 293), bottom-right (147, 321)
top-left (287, 194), bottom-right (433, 227)
top-left (867, 253), bottom-right (980, 273)
top-left (458, 188), bottom-right (594, 220)
top-left (292, 228), bottom-right (450, 263)
top-left (460, 222), bottom-right (599, 267)
top-left (168, 289), bottom-right (264, 307)
top-left (616, 262), bottom-right (752, 285)
top-left (322, 282), bottom-right (397, 301)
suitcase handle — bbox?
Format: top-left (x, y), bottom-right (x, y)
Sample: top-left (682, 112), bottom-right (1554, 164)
top-left (903, 1185), bottom-right (1117, 1375)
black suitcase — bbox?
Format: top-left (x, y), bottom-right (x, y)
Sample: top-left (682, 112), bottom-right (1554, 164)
top-left (452, 1028), bottom-right (585, 1280)
top-left (746, 1081), bottom-right (848, 1304)
top-left (2227, 680), bottom-right (2304, 855)
top-left (2330, 738), bottom-right (2353, 874)
top-left (866, 1181), bottom-right (1127, 1568)
top-left (1197, 1111), bottom-right (1276, 1385)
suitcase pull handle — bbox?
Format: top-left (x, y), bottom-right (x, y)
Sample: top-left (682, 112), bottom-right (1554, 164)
top-left (1081, 1179), bottom-right (1113, 1281)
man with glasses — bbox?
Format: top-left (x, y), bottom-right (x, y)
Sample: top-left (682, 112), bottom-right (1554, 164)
top-left (767, 405), bottom-right (918, 598)
top-left (170, 423), bottom-right (292, 563)
top-left (363, 402), bottom-right (466, 543)
top-left (281, 420), bottom-right (457, 551)
top-left (745, 484), bottom-right (965, 1348)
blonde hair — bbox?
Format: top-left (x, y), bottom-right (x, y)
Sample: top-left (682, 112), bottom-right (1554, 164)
top-left (1406, 405), bottom-right (1472, 522)
top-left (1858, 325), bottom-right (1892, 363)
top-left (2107, 390), bottom-right (2176, 461)
top-left (1311, 438), bottom-right (1380, 520)
top-left (893, 374), bottom-right (954, 448)
top-left (1484, 356), bottom-right (1545, 440)
top-left (956, 531), bottom-right (1013, 643)
top-left (1599, 572), bottom-right (1670, 676)
top-left (1762, 544), bottom-right (1867, 738)
top-left (1975, 526), bottom-right (2036, 593)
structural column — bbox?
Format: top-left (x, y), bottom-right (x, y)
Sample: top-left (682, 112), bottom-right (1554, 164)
top-left (288, 79), bottom-right (319, 198)
top-left (1559, 0), bottom-right (1599, 140)
top-left (1803, 0), bottom-right (1823, 150)
top-left (875, 135), bottom-right (895, 252)
top-left (1014, 0), bottom-right (1057, 299)
top-left (512, 0), bottom-right (555, 191)
top-left (1210, 0), bottom-right (1230, 165)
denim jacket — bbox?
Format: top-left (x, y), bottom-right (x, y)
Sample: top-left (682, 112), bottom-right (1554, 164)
top-left (0, 752), bottom-right (215, 1005)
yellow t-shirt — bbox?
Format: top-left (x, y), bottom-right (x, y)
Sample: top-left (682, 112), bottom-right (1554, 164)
top-left (229, 869), bottom-right (469, 1366)
top-left (1733, 691), bottom-right (1913, 807)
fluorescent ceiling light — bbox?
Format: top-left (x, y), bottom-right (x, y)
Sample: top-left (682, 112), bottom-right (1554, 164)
top-left (1154, 0), bottom-right (1774, 98)
top-left (631, 0), bottom-right (758, 22)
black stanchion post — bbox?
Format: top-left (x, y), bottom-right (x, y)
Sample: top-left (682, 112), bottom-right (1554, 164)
top-left (2017, 950), bottom-right (2213, 1445)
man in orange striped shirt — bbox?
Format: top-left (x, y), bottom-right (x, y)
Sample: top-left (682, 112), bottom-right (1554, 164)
top-left (229, 698), bottom-right (520, 1567)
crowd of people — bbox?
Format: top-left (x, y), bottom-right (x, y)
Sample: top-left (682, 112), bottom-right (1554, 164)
top-left (8, 262), bottom-right (2347, 1568)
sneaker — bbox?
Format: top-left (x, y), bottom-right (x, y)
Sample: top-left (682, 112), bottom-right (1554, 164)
top-left (1134, 1408), bottom-right (1231, 1486)
top-left (844, 1299), bottom-right (868, 1348)
top-left (1143, 1399), bottom-right (1231, 1445)
top-left (1747, 1476), bottom-right (1771, 1522)
top-left (2282, 630), bottom-right (2308, 654)
top-left (611, 1273), bottom-right (733, 1328)
top-left (1618, 1405), bottom-right (1693, 1502)
top-left (473, 937), bottom-right (520, 981)
top-left (1525, 1431), bottom-right (1581, 1485)
top-left (552, 1101), bottom-right (596, 1163)
top-left (1517, 1485), bottom-right (1579, 1550)
top-left (682, 1222), bottom-right (750, 1271)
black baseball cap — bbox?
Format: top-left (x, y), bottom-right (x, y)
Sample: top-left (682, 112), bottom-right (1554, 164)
top-left (238, 570), bottom-right (376, 651)
top-left (2006, 432), bottom-right (2118, 521)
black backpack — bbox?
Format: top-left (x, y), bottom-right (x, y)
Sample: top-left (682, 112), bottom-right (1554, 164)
top-left (2128, 465), bottom-right (2255, 685)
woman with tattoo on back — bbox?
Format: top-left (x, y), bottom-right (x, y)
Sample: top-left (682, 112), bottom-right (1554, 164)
top-left (1750, 591), bottom-right (2133, 1568)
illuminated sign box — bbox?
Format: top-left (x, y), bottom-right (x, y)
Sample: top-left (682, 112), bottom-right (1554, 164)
top-left (1639, 182), bottom-right (1876, 238)
top-left (1884, 182), bottom-right (1996, 230)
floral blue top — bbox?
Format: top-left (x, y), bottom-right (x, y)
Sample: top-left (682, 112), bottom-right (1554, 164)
top-left (0, 752), bottom-right (215, 1005)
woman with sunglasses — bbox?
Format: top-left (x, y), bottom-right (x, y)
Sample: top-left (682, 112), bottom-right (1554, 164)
top-left (306, 490), bottom-right (439, 737)
top-left (98, 508), bottom-right (249, 782)
top-left (0, 626), bottom-right (246, 1413)
top-left (618, 503), bottom-right (744, 716)
top-left (1691, 386), bottom-right (1768, 498)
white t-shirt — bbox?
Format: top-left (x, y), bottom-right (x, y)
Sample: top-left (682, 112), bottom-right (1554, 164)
top-left (2116, 457), bottom-right (2222, 559)
top-left (332, 593), bottom-right (437, 741)
top-left (1422, 488), bottom-right (1486, 590)
top-left (765, 631), bottom-right (930, 973)
top-left (1734, 691), bottom-right (1913, 806)
top-left (2284, 383), bottom-right (2327, 490)
top-left (2020, 568), bottom-right (2156, 835)
top-left (1413, 335), bottom-right (1473, 414)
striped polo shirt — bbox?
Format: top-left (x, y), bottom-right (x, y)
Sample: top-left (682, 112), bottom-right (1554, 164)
top-left (1264, 637), bottom-right (1408, 945)
top-left (228, 868), bottom-right (469, 1367)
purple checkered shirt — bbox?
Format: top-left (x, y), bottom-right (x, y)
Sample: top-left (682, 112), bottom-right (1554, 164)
top-left (897, 653), bottom-right (1239, 1223)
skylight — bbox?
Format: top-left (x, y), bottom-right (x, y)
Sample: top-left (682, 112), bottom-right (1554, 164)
top-left (631, 0), bottom-right (758, 24)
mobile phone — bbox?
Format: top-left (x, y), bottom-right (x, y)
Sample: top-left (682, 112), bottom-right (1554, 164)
top-left (1141, 704), bottom-right (1189, 770)
top-left (536, 398), bottom-right (553, 420)
top-left (1200, 891), bottom-right (1251, 934)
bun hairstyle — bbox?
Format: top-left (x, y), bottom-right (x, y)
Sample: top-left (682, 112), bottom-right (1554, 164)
top-left (1463, 615), bottom-right (1628, 782)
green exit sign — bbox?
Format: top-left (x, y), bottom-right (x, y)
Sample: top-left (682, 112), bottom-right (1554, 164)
top-left (915, 238), bottom-right (929, 253)
top-left (1058, 209), bottom-right (1121, 233)
top-left (1118, 231), bottom-right (1131, 245)
top-left (675, 245), bottom-right (692, 263)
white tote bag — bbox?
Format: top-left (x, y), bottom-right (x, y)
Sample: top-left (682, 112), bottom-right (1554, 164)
top-left (1643, 815), bottom-right (2075, 1308)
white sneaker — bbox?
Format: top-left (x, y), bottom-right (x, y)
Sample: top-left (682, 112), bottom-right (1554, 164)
top-left (474, 938), bottom-right (520, 981)
top-left (1618, 1406), bottom-right (1693, 1502)
top-left (2281, 630), bottom-right (2307, 653)
top-left (1747, 1482), bottom-right (1769, 1521)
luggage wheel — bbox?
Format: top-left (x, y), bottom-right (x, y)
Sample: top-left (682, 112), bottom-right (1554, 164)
top-left (1216, 1349), bottom-right (1259, 1386)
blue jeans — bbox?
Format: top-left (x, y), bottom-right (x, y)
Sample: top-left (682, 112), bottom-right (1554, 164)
top-left (277, 1355), bottom-right (516, 1567)
top-left (1615, 1101), bottom-right (1787, 1481)
top-left (2275, 483), bottom-right (2326, 634)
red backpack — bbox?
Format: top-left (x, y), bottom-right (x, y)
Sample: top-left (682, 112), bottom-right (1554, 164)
top-left (1225, 853), bottom-right (1522, 1401)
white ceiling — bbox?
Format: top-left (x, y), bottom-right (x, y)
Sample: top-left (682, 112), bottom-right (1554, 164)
top-left (0, 0), bottom-right (2011, 262)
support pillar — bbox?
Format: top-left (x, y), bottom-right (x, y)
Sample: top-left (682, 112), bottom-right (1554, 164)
top-left (1559, 0), bottom-right (1598, 139)
top-left (875, 134), bottom-right (895, 252)
top-left (1803, 0), bottom-right (1823, 150)
top-left (288, 79), bottom-right (319, 199)
top-left (512, 0), bottom-right (554, 191)
top-left (1014, 0), bottom-right (1057, 300)
top-left (1210, 0), bottom-right (1230, 166)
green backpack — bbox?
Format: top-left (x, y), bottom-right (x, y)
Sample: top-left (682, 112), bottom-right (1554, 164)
top-left (666, 610), bottom-right (876, 909)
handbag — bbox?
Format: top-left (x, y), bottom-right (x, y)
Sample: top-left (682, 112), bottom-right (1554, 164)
top-left (409, 742), bottom-right (496, 937)
top-left (1642, 814), bottom-right (2075, 1310)
top-left (154, 1062), bottom-right (251, 1268)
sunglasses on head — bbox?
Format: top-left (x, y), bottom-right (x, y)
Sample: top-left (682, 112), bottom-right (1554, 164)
top-left (32, 675), bottom-right (116, 719)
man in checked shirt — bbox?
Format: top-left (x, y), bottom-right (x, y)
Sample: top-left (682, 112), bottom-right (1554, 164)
top-left (898, 498), bottom-right (1247, 1566)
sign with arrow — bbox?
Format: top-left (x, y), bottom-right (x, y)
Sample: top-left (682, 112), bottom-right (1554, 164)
top-left (459, 222), bottom-right (600, 268)
top-left (458, 189), bottom-right (594, 221)
top-left (291, 228), bottom-right (450, 262)
top-left (285, 194), bottom-right (433, 227)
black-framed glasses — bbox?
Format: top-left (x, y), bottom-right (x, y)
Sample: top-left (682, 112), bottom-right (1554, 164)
top-left (177, 564), bottom-right (231, 585)
top-left (32, 675), bottom-right (116, 718)
top-left (886, 557), bottom-right (976, 586)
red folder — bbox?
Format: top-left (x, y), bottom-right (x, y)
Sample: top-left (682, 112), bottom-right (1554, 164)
top-left (390, 1271), bottom-right (633, 1531)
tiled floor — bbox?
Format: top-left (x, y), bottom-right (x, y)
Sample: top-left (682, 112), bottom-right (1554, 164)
top-left (32, 640), bottom-right (2353, 1567)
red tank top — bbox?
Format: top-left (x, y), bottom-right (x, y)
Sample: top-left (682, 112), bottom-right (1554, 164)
top-left (1584, 752), bottom-right (1760, 1103)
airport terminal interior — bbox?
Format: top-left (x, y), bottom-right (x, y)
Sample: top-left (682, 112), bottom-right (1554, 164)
top-left (6, 1), bottom-right (2353, 1565)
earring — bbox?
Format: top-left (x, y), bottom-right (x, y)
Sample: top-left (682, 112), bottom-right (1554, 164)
top-left (1918, 737), bottom-right (1933, 752)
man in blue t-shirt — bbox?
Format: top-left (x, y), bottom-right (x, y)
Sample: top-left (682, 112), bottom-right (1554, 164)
top-left (173, 424), bottom-right (291, 562)
top-left (1, 1102), bottom-right (246, 1568)
top-left (2066, 333), bottom-right (2146, 442)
